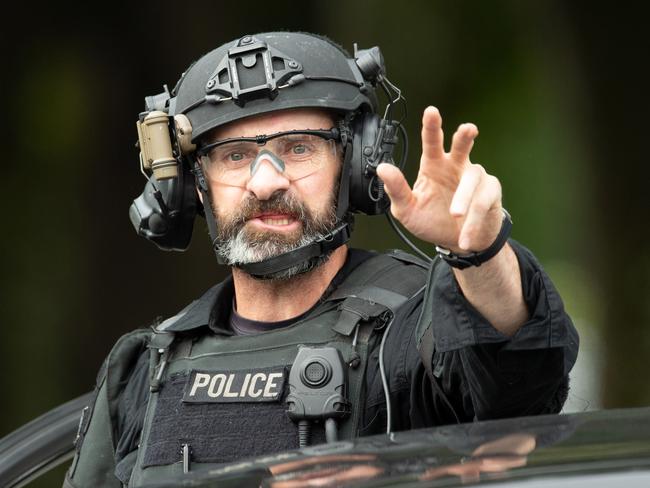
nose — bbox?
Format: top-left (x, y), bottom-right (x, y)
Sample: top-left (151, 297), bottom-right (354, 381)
top-left (245, 156), bottom-right (291, 200)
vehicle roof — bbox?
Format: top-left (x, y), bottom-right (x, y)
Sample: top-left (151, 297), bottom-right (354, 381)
top-left (140, 406), bottom-right (650, 487)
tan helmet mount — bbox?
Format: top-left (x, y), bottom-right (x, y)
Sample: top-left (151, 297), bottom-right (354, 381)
top-left (136, 111), bottom-right (195, 180)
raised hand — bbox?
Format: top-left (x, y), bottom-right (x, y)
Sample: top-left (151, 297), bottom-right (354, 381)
top-left (377, 106), bottom-right (503, 254)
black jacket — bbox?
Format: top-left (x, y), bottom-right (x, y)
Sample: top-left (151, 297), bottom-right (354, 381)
top-left (66, 240), bottom-right (578, 486)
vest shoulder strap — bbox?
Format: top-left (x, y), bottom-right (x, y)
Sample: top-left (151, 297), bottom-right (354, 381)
top-left (327, 250), bottom-right (429, 336)
top-left (100, 327), bottom-right (151, 448)
top-left (101, 325), bottom-right (184, 449)
top-left (411, 256), bottom-right (461, 423)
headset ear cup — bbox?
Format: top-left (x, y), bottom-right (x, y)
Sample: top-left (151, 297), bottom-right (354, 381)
top-left (129, 160), bottom-right (199, 251)
top-left (348, 112), bottom-right (391, 215)
top-left (161, 161), bottom-right (200, 249)
top-left (158, 161), bottom-right (200, 250)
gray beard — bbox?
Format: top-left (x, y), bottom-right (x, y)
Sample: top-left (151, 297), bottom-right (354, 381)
top-left (213, 191), bottom-right (338, 281)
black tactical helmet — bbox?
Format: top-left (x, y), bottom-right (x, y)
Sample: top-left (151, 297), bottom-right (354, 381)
top-left (131, 31), bottom-right (404, 278)
top-left (170, 31), bottom-right (379, 140)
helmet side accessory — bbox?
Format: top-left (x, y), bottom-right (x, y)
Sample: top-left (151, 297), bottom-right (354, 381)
top-left (130, 93), bottom-right (201, 250)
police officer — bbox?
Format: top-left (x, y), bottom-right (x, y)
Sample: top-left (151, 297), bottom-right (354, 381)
top-left (64, 32), bottom-right (578, 487)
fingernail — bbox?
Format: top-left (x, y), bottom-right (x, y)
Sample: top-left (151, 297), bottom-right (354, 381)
top-left (459, 237), bottom-right (470, 250)
top-left (450, 200), bottom-right (466, 216)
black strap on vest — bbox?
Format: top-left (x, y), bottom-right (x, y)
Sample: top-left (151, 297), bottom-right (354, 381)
top-left (415, 257), bottom-right (461, 424)
top-left (148, 327), bottom-right (175, 392)
top-left (330, 287), bottom-right (408, 336)
top-left (419, 320), bottom-right (460, 424)
top-left (420, 323), bottom-right (436, 386)
top-left (322, 251), bottom-right (430, 434)
top-left (326, 251), bottom-right (429, 338)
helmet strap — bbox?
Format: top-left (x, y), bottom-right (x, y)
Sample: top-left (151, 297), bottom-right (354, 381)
top-left (335, 120), bottom-right (353, 221)
top-left (234, 219), bottom-right (352, 279)
top-left (192, 161), bottom-right (223, 257)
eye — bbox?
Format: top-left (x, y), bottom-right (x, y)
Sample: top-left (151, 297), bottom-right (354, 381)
top-left (292, 144), bottom-right (307, 155)
top-left (216, 144), bottom-right (255, 166)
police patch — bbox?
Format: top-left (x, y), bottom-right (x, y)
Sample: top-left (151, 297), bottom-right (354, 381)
top-left (183, 367), bottom-right (286, 403)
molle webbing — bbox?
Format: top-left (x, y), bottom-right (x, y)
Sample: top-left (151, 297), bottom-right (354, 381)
top-left (140, 323), bottom-right (351, 469)
top-left (142, 371), bottom-right (326, 466)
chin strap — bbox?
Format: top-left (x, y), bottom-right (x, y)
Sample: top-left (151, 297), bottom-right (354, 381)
top-left (192, 162), bottom-right (222, 255)
top-left (235, 220), bottom-right (352, 278)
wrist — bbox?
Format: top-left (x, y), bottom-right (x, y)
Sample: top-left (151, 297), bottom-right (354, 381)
top-left (436, 208), bottom-right (512, 269)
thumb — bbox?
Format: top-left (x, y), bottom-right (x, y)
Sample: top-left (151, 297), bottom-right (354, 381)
top-left (376, 163), bottom-right (414, 219)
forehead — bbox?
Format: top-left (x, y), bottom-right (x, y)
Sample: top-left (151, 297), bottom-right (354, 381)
top-left (206, 108), bottom-right (336, 141)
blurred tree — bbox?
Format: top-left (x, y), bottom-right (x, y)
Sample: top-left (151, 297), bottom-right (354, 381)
top-left (563, 1), bottom-right (650, 407)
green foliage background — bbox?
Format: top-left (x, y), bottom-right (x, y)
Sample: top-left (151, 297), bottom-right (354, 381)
top-left (1, 1), bottom-right (648, 485)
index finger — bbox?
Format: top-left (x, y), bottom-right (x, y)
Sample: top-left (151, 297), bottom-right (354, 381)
top-left (449, 123), bottom-right (478, 164)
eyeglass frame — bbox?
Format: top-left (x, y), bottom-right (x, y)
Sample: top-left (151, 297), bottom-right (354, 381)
top-left (195, 127), bottom-right (343, 158)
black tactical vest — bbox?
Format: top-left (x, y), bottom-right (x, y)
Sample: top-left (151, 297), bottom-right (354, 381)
top-left (115, 251), bottom-right (428, 486)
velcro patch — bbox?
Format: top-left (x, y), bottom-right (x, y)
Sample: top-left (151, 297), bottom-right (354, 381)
top-left (183, 367), bottom-right (286, 403)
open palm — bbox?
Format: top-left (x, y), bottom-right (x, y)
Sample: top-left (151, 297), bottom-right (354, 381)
top-left (377, 106), bottom-right (503, 253)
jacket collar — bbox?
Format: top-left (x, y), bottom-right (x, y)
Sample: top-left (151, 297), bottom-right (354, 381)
top-left (157, 248), bottom-right (377, 336)
top-left (157, 276), bottom-right (235, 335)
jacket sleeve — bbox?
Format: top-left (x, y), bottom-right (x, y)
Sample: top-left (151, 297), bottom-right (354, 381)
top-left (63, 328), bottom-right (151, 488)
top-left (412, 239), bottom-right (579, 425)
top-left (63, 376), bottom-right (121, 488)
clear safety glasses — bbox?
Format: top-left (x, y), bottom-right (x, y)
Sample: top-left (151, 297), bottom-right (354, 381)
top-left (196, 128), bottom-right (342, 187)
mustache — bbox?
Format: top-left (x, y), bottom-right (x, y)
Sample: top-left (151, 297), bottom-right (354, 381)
top-left (213, 189), bottom-right (339, 271)
top-left (241, 191), bottom-right (307, 221)
top-left (216, 191), bottom-right (310, 240)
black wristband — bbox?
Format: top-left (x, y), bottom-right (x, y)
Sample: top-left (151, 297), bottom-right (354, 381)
top-left (435, 208), bottom-right (512, 270)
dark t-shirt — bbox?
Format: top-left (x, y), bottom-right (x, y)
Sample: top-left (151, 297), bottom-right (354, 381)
top-left (230, 306), bottom-right (306, 335)
top-left (229, 250), bottom-right (375, 335)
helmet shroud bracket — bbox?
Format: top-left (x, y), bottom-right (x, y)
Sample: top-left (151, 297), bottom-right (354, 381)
top-left (204, 36), bottom-right (303, 106)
